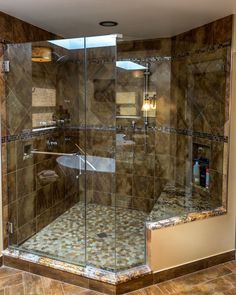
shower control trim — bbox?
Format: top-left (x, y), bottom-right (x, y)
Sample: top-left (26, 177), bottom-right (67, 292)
top-left (23, 144), bottom-right (33, 160)
top-left (47, 137), bottom-right (58, 149)
top-left (1, 61), bottom-right (10, 73)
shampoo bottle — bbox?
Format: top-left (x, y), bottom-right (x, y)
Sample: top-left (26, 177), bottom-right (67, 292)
top-left (206, 167), bottom-right (209, 189)
top-left (193, 161), bottom-right (200, 185)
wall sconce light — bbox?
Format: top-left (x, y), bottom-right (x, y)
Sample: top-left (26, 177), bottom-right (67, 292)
top-left (141, 94), bottom-right (157, 111)
top-left (142, 95), bottom-right (151, 111)
top-left (32, 47), bottom-right (52, 62)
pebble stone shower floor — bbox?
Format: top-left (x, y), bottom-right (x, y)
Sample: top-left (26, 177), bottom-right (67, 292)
top-left (21, 202), bottom-right (147, 271)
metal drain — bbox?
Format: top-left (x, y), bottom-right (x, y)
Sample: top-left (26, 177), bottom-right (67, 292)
top-left (97, 232), bottom-right (108, 238)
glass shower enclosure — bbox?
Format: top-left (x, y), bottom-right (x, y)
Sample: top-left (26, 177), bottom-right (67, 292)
top-left (5, 35), bottom-right (146, 272)
top-left (4, 31), bottom-right (230, 273)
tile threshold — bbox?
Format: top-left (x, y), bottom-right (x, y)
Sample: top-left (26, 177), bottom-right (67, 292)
top-left (2, 248), bottom-right (151, 285)
top-left (146, 206), bottom-right (227, 230)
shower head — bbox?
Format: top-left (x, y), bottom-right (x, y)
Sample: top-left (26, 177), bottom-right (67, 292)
top-left (52, 51), bottom-right (81, 64)
top-left (52, 52), bottom-right (70, 63)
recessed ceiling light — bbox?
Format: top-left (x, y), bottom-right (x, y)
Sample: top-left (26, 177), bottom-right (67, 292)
top-left (99, 21), bottom-right (118, 27)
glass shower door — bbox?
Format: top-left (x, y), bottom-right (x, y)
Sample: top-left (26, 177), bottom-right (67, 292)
top-left (84, 35), bottom-right (117, 271)
top-left (4, 38), bottom-right (87, 266)
top-left (4, 34), bottom-right (148, 272)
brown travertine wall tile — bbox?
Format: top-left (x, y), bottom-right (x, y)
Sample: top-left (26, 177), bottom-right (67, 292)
top-left (36, 208), bottom-right (54, 232)
top-left (213, 15), bottom-right (233, 45)
top-left (17, 193), bottom-right (36, 227)
top-left (132, 197), bottom-right (154, 212)
top-left (116, 173), bottom-right (132, 196)
top-left (2, 172), bottom-right (16, 206)
top-left (16, 166), bottom-right (36, 198)
top-left (5, 142), bottom-right (16, 174)
top-left (115, 38), bottom-right (172, 213)
top-left (17, 219), bottom-right (36, 244)
top-left (0, 11), bottom-right (60, 43)
top-left (117, 38), bottom-right (171, 57)
top-left (171, 15), bottom-right (232, 201)
top-left (133, 176), bottom-right (154, 199)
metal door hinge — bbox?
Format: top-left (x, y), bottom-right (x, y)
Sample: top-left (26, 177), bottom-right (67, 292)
top-left (1, 61), bottom-right (10, 73)
top-left (7, 222), bottom-right (14, 234)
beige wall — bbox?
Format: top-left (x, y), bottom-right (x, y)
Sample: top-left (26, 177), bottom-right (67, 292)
top-left (149, 15), bottom-right (236, 272)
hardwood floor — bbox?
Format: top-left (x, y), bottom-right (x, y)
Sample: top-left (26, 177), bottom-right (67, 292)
top-left (0, 261), bottom-right (236, 294)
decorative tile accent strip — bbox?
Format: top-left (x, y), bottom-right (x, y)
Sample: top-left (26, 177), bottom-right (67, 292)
top-left (118, 56), bottom-right (172, 63)
top-left (158, 126), bottom-right (228, 143)
top-left (1, 127), bottom-right (58, 143)
top-left (69, 125), bottom-right (228, 143)
top-left (172, 41), bottom-right (231, 60)
top-left (115, 42), bottom-right (231, 63)
top-left (2, 124), bottom-right (228, 143)
top-left (2, 248), bottom-right (151, 285)
top-left (116, 125), bottom-right (228, 143)
top-left (69, 124), bottom-right (116, 131)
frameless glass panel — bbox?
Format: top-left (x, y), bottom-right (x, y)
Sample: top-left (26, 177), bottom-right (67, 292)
top-left (115, 39), bottom-right (162, 270)
top-left (5, 38), bottom-right (87, 267)
top-left (115, 32), bottom-right (230, 269)
top-left (84, 34), bottom-right (117, 271)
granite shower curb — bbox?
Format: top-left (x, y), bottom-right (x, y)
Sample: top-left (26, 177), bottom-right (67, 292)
top-left (146, 206), bottom-right (227, 230)
top-left (2, 248), bottom-right (151, 285)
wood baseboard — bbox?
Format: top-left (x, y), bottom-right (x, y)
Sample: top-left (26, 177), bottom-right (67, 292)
top-left (153, 250), bottom-right (235, 284)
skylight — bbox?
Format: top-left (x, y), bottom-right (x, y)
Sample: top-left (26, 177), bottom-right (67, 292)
top-left (48, 34), bottom-right (117, 50)
top-left (116, 61), bottom-right (147, 70)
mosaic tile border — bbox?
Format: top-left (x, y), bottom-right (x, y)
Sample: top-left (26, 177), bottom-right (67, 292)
top-left (2, 125), bottom-right (228, 143)
top-left (172, 41), bottom-right (231, 60)
top-left (88, 41), bottom-right (231, 64)
top-left (1, 127), bottom-right (58, 143)
top-left (116, 41), bottom-right (231, 63)
top-left (65, 125), bottom-right (229, 143)
top-left (146, 206), bottom-right (227, 230)
top-left (2, 248), bottom-right (151, 285)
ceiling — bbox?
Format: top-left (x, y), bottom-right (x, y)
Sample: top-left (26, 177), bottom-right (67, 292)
top-left (0, 0), bottom-right (236, 39)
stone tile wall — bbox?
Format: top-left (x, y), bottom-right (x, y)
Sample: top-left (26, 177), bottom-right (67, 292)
top-left (170, 15), bottom-right (232, 205)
